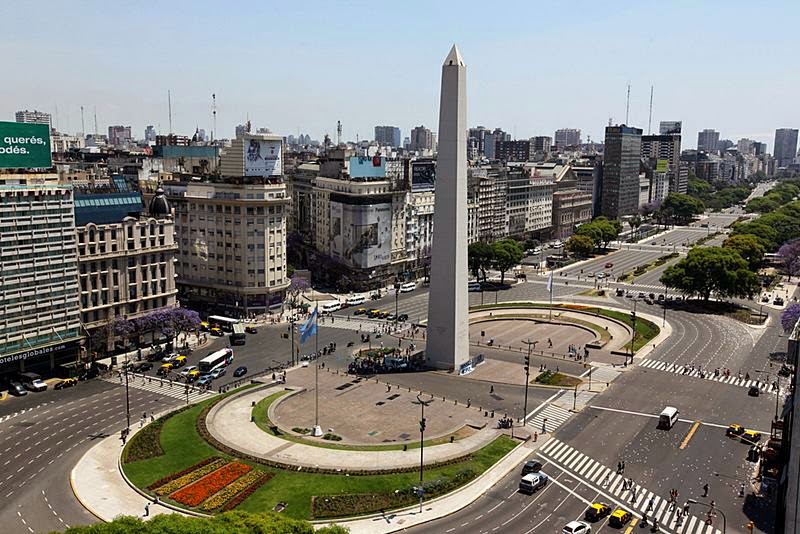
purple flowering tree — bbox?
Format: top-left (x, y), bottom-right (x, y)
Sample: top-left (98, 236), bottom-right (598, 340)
top-left (288, 275), bottom-right (311, 307)
top-left (781, 303), bottom-right (800, 333)
top-left (778, 240), bottom-right (800, 281)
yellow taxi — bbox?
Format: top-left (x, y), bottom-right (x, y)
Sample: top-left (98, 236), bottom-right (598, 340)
top-left (172, 355), bottom-right (187, 368)
top-left (158, 363), bottom-right (173, 376)
top-left (584, 502), bottom-right (611, 522)
top-left (726, 424), bottom-right (745, 437)
top-left (186, 369), bottom-right (201, 381)
top-left (210, 327), bottom-right (223, 337)
top-left (200, 321), bottom-right (209, 331)
top-left (54, 377), bottom-right (78, 390)
top-left (609, 508), bottom-right (632, 527)
top-left (741, 430), bottom-right (762, 444)
top-left (353, 308), bottom-right (367, 315)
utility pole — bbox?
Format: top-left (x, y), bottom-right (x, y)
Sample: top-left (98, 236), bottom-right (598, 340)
top-left (412, 395), bottom-right (433, 513)
top-left (521, 339), bottom-right (534, 424)
top-left (629, 300), bottom-right (637, 364)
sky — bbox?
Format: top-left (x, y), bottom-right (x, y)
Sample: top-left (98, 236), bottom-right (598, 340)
top-left (3, 1), bottom-right (799, 150)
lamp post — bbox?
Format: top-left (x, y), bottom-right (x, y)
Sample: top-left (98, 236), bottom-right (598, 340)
top-left (628, 300), bottom-right (637, 364)
top-left (412, 394), bottom-right (433, 513)
top-left (394, 280), bottom-right (400, 328)
top-left (521, 339), bottom-right (534, 424)
top-left (124, 359), bottom-right (131, 431)
top-left (687, 498), bottom-right (726, 533)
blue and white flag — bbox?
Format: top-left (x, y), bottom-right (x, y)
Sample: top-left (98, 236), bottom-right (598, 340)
top-left (299, 305), bottom-right (318, 344)
top-left (547, 271), bottom-right (554, 294)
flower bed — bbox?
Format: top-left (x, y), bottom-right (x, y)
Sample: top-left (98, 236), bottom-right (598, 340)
top-left (199, 471), bottom-right (273, 512)
top-left (152, 458), bottom-right (227, 496)
top-left (171, 462), bottom-right (252, 507)
top-left (147, 456), bottom-right (223, 491)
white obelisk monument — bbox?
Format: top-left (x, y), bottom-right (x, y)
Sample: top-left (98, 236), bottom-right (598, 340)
top-left (426, 45), bottom-right (470, 371)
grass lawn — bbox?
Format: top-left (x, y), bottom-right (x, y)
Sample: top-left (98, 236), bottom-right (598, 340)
top-left (252, 390), bottom-right (476, 451)
top-left (534, 371), bottom-right (582, 387)
top-left (123, 390), bottom-right (518, 520)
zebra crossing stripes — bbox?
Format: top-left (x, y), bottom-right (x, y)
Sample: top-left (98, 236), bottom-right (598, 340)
top-left (538, 438), bottom-right (722, 534)
top-left (101, 375), bottom-right (217, 403)
top-left (526, 403), bottom-right (572, 434)
top-left (0, 401), bottom-right (55, 423)
top-left (587, 365), bottom-right (621, 384)
top-left (639, 358), bottom-right (777, 392)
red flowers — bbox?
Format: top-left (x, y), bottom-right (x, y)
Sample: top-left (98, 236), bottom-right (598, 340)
top-left (171, 462), bottom-right (252, 507)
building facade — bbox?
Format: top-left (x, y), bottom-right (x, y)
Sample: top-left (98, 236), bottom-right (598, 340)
top-left (108, 125), bottom-right (132, 146)
top-left (641, 133), bottom-right (684, 193)
top-left (495, 140), bottom-right (531, 162)
top-left (554, 128), bottom-right (581, 149)
top-left (374, 125), bottom-right (401, 147)
top-left (0, 174), bottom-right (82, 379)
top-left (410, 126), bottom-right (435, 151)
top-left (697, 129), bottom-right (720, 153)
top-left (601, 125), bottom-right (642, 219)
top-left (15, 109), bottom-right (52, 128)
top-left (505, 164), bottom-right (553, 238)
top-left (774, 128), bottom-right (799, 168)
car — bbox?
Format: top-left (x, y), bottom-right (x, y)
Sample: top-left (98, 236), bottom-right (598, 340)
top-left (245, 326), bottom-right (258, 334)
top-left (741, 429), bottom-right (762, 444)
top-left (587, 272), bottom-right (595, 278)
top-left (468, 281), bottom-right (482, 292)
top-left (398, 313), bottom-right (409, 322)
top-left (774, 297), bottom-right (785, 306)
top-left (518, 472), bottom-right (548, 493)
top-left (648, 293), bottom-right (656, 299)
top-left (54, 377), bottom-right (78, 390)
top-left (604, 262), bottom-right (614, 269)
top-left (562, 520), bottom-right (591, 534)
top-left (644, 298), bottom-right (653, 305)
top-left (161, 353), bottom-right (175, 363)
top-left (584, 502), bottom-right (611, 522)
top-left (185, 369), bottom-right (201, 382)
top-left (200, 321), bottom-right (210, 331)
top-left (210, 366), bottom-right (227, 379)
top-left (133, 362), bottom-right (153, 373)
top-left (179, 365), bottom-right (199, 378)
top-left (626, 292), bottom-right (634, 298)
top-left (367, 309), bottom-right (382, 318)
top-left (637, 292), bottom-right (646, 299)
top-left (615, 288), bottom-right (625, 296)
top-left (596, 272), bottom-right (605, 279)
top-left (210, 327), bottom-right (224, 336)
top-left (657, 294), bottom-right (665, 302)
top-left (353, 308), bottom-right (367, 315)
top-left (748, 385), bottom-right (761, 397)
top-left (7, 381), bottom-right (27, 396)
top-left (157, 363), bottom-right (173, 376)
top-left (24, 378), bottom-right (48, 392)
top-left (521, 460), bottom-right (542, 475)
top-left (379, 311), bottom-right (391, 319)
top-left (233, 366), bottom-right (248, 378)
top-left (172, 355), bottom-right (188, 368)
top-left (196, 375), bottom-right (213, 387)
top-left (726, 424), bottom-right (745, 437)
top-left (385, 313), bottom-right (397, 321)
top-left (78, 367), bottom-right (100, 381)
top-left (609, 509), bottom-right (632, 528)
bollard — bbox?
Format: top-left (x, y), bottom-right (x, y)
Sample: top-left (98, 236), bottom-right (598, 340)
top-left (450, 436), bottom-right (455, 443)
top-left (491, 410), bottom-right (494, 418)
top-left (252, 400), bottom-right (256, 407)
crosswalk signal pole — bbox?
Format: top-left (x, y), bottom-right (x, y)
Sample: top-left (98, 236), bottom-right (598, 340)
top-left (522, 339), bottom-right (534, 425)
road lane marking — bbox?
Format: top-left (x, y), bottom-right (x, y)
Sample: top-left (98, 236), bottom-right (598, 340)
top-left (680, 421), bottom-right (701, 450)
top-left (588, 405), bottom-right (766, 433)
top-left (624, 517), bottom-right (639, 533)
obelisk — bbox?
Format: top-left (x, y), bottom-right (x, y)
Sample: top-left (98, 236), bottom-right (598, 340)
top-left (426, 45), bottom-right (469, 371)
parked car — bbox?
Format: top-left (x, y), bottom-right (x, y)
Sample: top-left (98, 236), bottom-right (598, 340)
top-left (562, 520), bottom-right (591, 534)
top-left (521, 460), bottom-right (542, 475)
top-left (8, 381), bottom-right (27, 396)
top-left (245, 326), bottom-right (258, 334)
top-left (398, 313), bottom-right (409, 322)
top-left (54, 377), bottom-right (78, 390)
top-left (233, 366), bottom-right (248, 378)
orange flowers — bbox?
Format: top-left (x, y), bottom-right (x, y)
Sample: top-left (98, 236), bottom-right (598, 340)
top-left (171, 462), bottom-right (252, 507)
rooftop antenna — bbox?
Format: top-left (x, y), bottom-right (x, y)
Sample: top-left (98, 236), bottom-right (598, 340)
top-left (336, 120), bottom-right (342, 146)
top-left (647, 85), bottom-right (654, 135)
top-left (625, 84), bottom-right (631, 125)
top-left (80, 106), bottom-right (85, 137)
top-left (168, 90), bottom-right (173, 134)
top-left (54, 103), bottom-right (59, 132)
top-left (93, 106), bottom-right (98, 136)
top-left (211, 93), bottom-right (217, 142)
top-left (608, 117), bottom-right (613, 127)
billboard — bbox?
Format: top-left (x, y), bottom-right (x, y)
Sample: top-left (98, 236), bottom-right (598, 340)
top-left (655, 159), bottom-right (669, 173)
top-left (0, 122), bottom-right (52, 169)
top-left (330, 201), bottom-right (392, 268)
top-left (349, 156), bottom-right (385, 179)
top-left (244, 137), bottom-right (282, 176)
top-left (411, 160), bottom-right (436, 190)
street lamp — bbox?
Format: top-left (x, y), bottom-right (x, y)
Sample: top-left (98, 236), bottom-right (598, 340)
top-left (628, 300), bottom-right (637, 364)
top-left (412, 394), bottom-right (433, 513)
top-left (124, 359), bottom-right (131, 431)
top-left (687, 498), bottom-right (726, 533)
top-left (394, 279), bottom-right (400, 328)
top-left (521, 339), bottom-right (534, 425)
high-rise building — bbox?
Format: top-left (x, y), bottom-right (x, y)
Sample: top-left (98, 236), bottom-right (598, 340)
top-left (410, 125), bottom-right (435, 151)
top-left (532, 136), bottom-right (552, 155)
top-left (15, 109), bottom-right (52, 128)
top-left (495, 140), bottom-right (531, 162)
top-left (659, 121), bottom-right (682, 135)
top-left (144, 125), bottom-right (156, 143)
top-left (108, 125), bottom-right (132, 146)
top-left (641, 132), bottom-right (684, 193)
top-left (0, 173), bottom-right (81, 380)
top-left (600, 125), bottom-right (642, 219)
top-left (774, 128), bottom-right (799, 168)
top-left (467, 126), bottom-right (490, 160)
top-left (483, 128), bottom-right (508, 160)
top-left (697, 129), bottom-right (720, 152)
top-left (554, 128), bottom-right (581, 149)
top-left (374, 125), bottom-right (401, 147)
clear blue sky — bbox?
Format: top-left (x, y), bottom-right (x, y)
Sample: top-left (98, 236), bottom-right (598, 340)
top-left (3, 1), bottom-right (798, 149)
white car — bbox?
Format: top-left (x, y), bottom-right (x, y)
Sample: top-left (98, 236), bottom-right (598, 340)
top-left (210, 366), bottom-right (226, 379)
top-left (179, 365), bottom-right (198, 377)
top-left (562, 520), bottom-right (591, 534)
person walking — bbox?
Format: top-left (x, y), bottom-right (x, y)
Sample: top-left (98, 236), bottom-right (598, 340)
top-left (647, 496), bottom-right (654, 512)
top-left (144, 503), bottom-right (150, 517)
top-left (702, 482), bottom-right (709, 497)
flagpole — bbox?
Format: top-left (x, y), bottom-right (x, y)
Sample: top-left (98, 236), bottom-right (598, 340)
top-left (313, 306), bottom-right (321, 437)
top-left (548, 272), bottom-right (553, 321)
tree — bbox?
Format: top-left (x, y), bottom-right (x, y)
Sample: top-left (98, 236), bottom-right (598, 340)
top-left (575, 217), bottom-right (621, 249)
top-left (288, 274), bottom-right (311, 305)
top-left (661, 193), bottom-right (705, 225)
top-left (468, 241), bottom-right (494, 282)
top-left (781, 303), bottom-right (800, 333)
top-left (723, 234), bottom-right (765, 271)
top-left (660, 247), bottom-right (760, 302)
top-left (491, 239), bottom-right (523, 284)
top-left (778, 240), bottom-right (800, 281)
top-left (629, 215), bottom-right (642, 241)
top-left (745, 196), bottom-right (780, 214)
top-left (732, 221), bottom-right (779, 251)
top-left (62, 510), bottom-right (349, 533)
top-left (566, 234), bottom-right (594, 258)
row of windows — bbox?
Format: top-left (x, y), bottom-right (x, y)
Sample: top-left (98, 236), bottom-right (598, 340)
top-left (184, 204), bottom-right (283, 215)
top-left (0, 327), bottom-right (81, 355)
top-left (81, 296), bottom-right (172, 325)
top-left (0, 299), bottom-right (80, 325)
top-left (1, 275), bottom-right (79, 294)
top-left (3, 235), bottom-right (75, 247)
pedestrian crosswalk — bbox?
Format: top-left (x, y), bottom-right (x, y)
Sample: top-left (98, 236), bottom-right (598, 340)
top-left (587, 365), bottom-right (621, 384)
top-left (539, 438), bottom-right (723, 534)
top-left (526, 403), bottom-right (572, 434)
top-left (101, 374), bottom-right (217, 403)
top-left (639, 358), bottom-right (778, 393)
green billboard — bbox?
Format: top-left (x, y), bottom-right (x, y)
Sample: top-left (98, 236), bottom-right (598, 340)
top-left (0, 121), bottom-right (52, 169)
top-left (655, 159), bottom-right (669, 173)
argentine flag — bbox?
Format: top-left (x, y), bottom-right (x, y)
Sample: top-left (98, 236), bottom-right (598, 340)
top-left (299, 305), bottom-right (318, 344)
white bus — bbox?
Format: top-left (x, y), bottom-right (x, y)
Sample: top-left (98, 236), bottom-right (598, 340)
top-left (207, 315), bottom-right (239, 333)
top-left (321, 301), bottom-right (342, 313)
top-left (198, 348), bottom-right (234, 373)
top-left (399, 282), bottom-right (417, 293)
top-left (346, 294), bottom-right (366, 306)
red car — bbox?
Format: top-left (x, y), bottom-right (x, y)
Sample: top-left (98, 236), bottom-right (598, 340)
top-left (604, 262), bottom-right (614, 269)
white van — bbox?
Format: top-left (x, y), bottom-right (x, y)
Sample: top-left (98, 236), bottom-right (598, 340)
top-left (658, 406), bottom-right (679, 429)
top-left (399, 282), bottom-right (417, 293)
top-left (518, 472), bottom-right (548, 494)
top-left (320, 301), bottom-right (342, 313)
top-left (346, 295), bottom-right (366, 306)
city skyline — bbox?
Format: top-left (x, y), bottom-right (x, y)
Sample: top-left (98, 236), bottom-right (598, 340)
top-left (3, 1), bottom-right (799, 150)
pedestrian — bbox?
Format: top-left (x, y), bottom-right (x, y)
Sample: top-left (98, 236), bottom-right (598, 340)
top-left (542, 418), bottom-right (548, 433)
top-left (144, 503), bottom-right (150, 517)
top-left (702, 482), bottom-right (709, 497)
top-left (602, 472), bottom-right (610, 487)
top-left (621, 460), bottom-right (625, 473)
top-left (617, 461), bottom-right (623, 474)
top-left (490, 385), bottom-right (494, 395)
top-left (647, 496), bottom-right (654, 512)
top-left (150, 413), bottom-right (154, 423)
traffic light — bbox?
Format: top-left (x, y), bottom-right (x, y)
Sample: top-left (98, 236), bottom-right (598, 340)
top-left (524, 355), bottom-right (530, 373)
top-left (420, 417), bottom-right (426, 433)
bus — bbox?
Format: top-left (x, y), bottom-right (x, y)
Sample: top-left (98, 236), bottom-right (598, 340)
top-left (198, 348), bottom-right (234, 373)
top-left (207, 315), bottom-right (239, 332)
top-left (229, 323), bottom-right (246, 346)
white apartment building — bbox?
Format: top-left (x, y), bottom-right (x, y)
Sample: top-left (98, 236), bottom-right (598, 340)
top-left (506, 164), bottom-right (553, 238)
